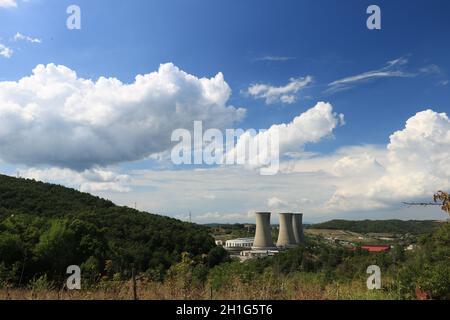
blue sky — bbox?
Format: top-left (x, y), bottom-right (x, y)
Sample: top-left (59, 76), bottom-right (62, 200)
top-left (0, 0), bottom-right (449, 223)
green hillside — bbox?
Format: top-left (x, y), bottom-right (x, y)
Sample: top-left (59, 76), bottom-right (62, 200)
top-left (0, 174), bottom-right (215, 285)
top-left (309, 219), bottom-right (441, 235)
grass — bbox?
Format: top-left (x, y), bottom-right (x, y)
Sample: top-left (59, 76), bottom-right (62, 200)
top-left (0, 274), bottom-right (403, 300)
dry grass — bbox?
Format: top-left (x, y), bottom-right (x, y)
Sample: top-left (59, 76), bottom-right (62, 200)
top-left (0, 277), bottom-right (401, 300)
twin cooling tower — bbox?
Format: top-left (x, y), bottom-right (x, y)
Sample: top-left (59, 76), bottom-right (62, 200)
top-left (252, 212), bottom-right (304, 250)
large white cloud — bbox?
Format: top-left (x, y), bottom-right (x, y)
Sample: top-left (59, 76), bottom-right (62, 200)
top-left (274, 102), bottom-right (344, 152)
top-left (0, 63), bottom-right (245, 169)
top-left (323, 109), bottom-right (450, 212)
top-left (18, 109), bottom-right (448, 222)
top-left (13, 101), bottom-right (346, 220)
top-left (2, 62), bottom-right (447, 221)
top-left (115, 108), bottom-right (448, 221)
top-left (228, 102), bottom-right (344, 170)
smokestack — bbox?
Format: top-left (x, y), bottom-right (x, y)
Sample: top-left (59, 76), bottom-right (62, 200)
top-left (252, 212), bottom-right (276, 250)
top-left (276, 213), bottom-right (296, 248)
top-left (292, 213), bottom-right (304, 244)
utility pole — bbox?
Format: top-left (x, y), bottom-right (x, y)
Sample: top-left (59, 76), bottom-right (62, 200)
top-left (189, 211), bottom-right (192, 223)
top-left (131, 266), bottom-right (137, 300)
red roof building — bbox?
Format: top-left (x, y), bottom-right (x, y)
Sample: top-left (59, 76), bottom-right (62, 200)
top-left (349, 245), bottom-right (391, 252)
top-left (360, 245), bottom-right (391, 252)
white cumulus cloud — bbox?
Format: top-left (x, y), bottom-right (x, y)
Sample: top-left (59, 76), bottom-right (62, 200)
top-left (228, 102), bottom-right (344, 168)
top-left (267, 196), bottom-right (289, 209)
top-left (323, 109), bottom-right (450, 212)
top-left (0, 63), bottom-right (245, 170)
top-left (18, 108), bottom-right (449, 222)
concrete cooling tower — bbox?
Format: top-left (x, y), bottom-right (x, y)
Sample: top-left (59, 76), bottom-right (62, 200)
top-left (292, 213), bottom-right (304, 244)
top-left (252, 212), bottom-right (276, 250)
top-left (276, 213), bottom-right (297, 248)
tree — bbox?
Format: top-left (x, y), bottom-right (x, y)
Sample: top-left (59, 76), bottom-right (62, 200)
top-left (433, 191), bottom-right (450, 215)
top-left (207, 246), bottom-right (229, 268)
top-left (35, 219), bottom-right (78, 275)
top-left (396, 191), bottom-right (450, 299)
top-left (0, 174), bottom-right (216, 286)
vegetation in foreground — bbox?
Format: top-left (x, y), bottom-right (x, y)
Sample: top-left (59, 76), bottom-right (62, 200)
top-left (1, 221), bottom-right (448, 300)
top-left (0, 175), bottom-right (448, 300)
top-left (0, 274), bottom-right (401, 300)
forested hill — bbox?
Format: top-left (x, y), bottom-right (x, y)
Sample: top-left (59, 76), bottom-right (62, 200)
top-left (0, 174), bottom-right (116, 217)
top-left (309, 219), bottom-right (442, 235)
top-left (0, 174), bottom-right (215, 284)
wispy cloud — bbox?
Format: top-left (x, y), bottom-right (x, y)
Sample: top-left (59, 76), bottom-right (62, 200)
top-left (245, 76), bottom-right (313, 105)
top-left (0, 44), bottom-right (13, 58)
top-left (14, 32), bottom-right (42, 44)
top-left (256, 56), bottom-right (295, 62)
top-left (327, 57), bottom-right (414, 93)
top-left (419, 64), bottom-right (442, 75)
top-left (0, 0), bottom-right (17, 8)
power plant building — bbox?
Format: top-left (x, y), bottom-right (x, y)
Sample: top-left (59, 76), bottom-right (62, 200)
top-left (220, 211), bottom-right (305, 260)
top-left (225, 238), bottom-right (254, 250)
top-left (276, 213), bottom-right (297, 248)
top-left (252, 212), bottom-right (277, 250)
top-left (292, 213), bottom-right (304, 244)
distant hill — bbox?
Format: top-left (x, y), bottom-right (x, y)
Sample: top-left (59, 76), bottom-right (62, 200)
top-left (0, 174), bottom-right (215, 284)
top-left (308, 219), bottom-right (441, 235)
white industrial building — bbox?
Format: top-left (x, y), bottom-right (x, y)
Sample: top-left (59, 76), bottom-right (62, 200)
top-left (225, 237), bottom-right (254, 249)
top-left (240, 249), bottom-right (279, 260)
